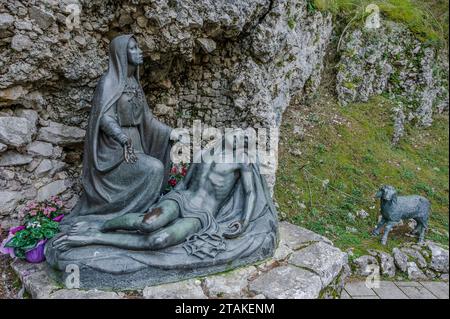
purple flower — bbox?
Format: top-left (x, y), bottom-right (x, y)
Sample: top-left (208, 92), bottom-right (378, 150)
top-left (0, 233), bottom-right (15, 258)
top-left (52, 215), bottom-right (64, 223)
top-left (9, 225), bottom-right (25, 235)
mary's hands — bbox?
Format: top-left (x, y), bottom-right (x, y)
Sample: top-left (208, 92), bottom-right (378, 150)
top-left (123, 138), bottom-right (138, 164)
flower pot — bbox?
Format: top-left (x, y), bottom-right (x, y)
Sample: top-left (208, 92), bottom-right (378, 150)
top-left (25, 240), bottom-right (47, 263)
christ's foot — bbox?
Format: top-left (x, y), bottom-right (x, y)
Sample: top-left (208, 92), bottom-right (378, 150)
top-left (53, 228), bottom-right (99, 251)
top-left (69, 221), bottom-right (91, 235)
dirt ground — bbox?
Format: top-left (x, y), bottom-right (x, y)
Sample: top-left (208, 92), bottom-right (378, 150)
top-left (0, 230), bottom-right (20, 299)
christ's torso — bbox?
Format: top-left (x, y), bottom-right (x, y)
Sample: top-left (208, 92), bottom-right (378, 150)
top-left (184, 162), bottom-right (241, 216)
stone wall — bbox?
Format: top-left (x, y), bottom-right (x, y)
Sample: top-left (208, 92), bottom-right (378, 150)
top-left (0, 0), bottom-right (333, 228)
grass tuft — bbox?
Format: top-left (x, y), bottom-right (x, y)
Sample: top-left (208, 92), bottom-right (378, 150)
top-left (309, 0), bottom-right (448, 46)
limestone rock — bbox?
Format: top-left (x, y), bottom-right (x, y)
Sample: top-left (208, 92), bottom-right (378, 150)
top-left (401, 247), bottom-right (427, 269)
top-left (34, 159), bottom-right (53, 177)
top-left (143, 279), bottom-right (207, 299)
top-left (26, 141), bottom-right (54, 157)
top-left (29, 6), bottom-right (55, 30)
top-left (37, 179), bottom-right (72, 201)
top-left (11, 259), bottom-right (120, 299)
top-left (288, 241), bottom-right (347, 287)
top-left (11, 259), bottom-right (58, 299)
top-left (0, 13), bottom-right (14, 30)
top-left (379, 251), bottom-right (396, 278)
top-left (407, 262), bottom-right (427, 280)
top-left (0, 142), bottom-right (6, 152)
top-left (353, 255), bottom-right (379, 277)
top-left (0, 86), bottom-right (28, 104)
top-left (249, 265), bottom-right (322, 299)
top-left (0, 151), bottom-right (33, 166)
top-left (11, 34), bottom-right (33, 52)
top-left (393, 247), bottom-right (408, 273)
top-left (0, 191), bottom-right (24, 215)
top-left (273, 241), bottom-right (293, 261)
top-left (356, 209), bottom-right (369, 219)
top-left (427, 242), bottom-right (449, 273)
top-left (37, 121), bottom-right (85, 145)
top-left (15, 109), bottom-right (39, 128)
top-left (0, 168), bottom-right (15, 180)
top-left (0, 116), bottom-right (34, 147)
top-left (197, 38), bottom-right (217, 53)
top-left (279, 221), bottom-right (332, 250)
top-left (203, 266), bottom-right (256, 298)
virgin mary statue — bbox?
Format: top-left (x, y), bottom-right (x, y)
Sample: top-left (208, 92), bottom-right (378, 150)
top-left (67, 34), bottom-right (172, 222)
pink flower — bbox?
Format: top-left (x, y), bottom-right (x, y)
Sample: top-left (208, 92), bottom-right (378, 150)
top-left (43, 207), bottom-right (49, 215)
top-left (29, 210), bottom-right (37, 216)
top-left (171, 166), bottom-right (178, 174)
top-left (52, 215), bottom-right (64, 223)
top-left (181, 166), bottom-right (187, 176)
top-left (26, 201), bottom-right (37, 209)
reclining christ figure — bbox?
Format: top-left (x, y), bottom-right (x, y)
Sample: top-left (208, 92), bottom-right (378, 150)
top-left (53, 131), bottom-right (271, 259)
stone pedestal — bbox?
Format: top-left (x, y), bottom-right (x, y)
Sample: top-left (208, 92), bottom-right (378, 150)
top-left (11, 222), bottom-right (349, 299)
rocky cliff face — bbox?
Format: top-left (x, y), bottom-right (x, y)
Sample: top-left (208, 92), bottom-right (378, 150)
top-left (0, 0), bottom-right (332, 227)
top-left (336, 20), bottom-right (449, 142)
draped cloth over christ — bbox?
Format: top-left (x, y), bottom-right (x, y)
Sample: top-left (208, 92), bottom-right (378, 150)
top-left (64, 34), bottom-right (172, 223)
top-left (45, 164), bottom-right (278, 289)
top-left (161, 190), bottom-right (227, 259)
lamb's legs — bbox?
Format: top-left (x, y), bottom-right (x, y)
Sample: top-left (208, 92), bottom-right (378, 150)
top-left (381, 221), bottom-right (396, 245)
top-left (411, 222), bottom-right (421, 236)
top-left (418, 222), bottom-right (427, 244)
top-left (372, 217), bottom-right (386, 236)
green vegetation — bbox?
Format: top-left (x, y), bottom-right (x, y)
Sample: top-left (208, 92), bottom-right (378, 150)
top-left (275, 92), bottom-right (449, 257)
top-left (308, 0), bottom-right (448, 46)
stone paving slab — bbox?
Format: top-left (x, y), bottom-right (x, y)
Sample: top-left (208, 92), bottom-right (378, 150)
top-left (344, 281), bottom-right (377, 297)
top-left (344, 280), bottom-right (449, 299)
top-left (340, 290), bottom-right (352, 299)
top-left (420, 282), bottom-right (449, 299)
top-left (373, 281), bottom-right (408, 299)
top-left (394, 281), bottom-right (422, 287)
top-left (397, 285), bottom-right (437, 299)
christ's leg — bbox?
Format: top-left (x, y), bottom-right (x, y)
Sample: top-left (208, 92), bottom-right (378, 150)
top-left (143, 217), bottom-right (202, 250)
top-left (53, 217), bottom-right (201, 251)
top-left (101, 200), bottom-right (180, 233)
top-left (100, 212), bottom-right (145, 232)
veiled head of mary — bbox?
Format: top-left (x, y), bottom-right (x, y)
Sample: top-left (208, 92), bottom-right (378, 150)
top-left (125, 37), bottom-right (144, 66)
top-left (108, 35), bottom-right (144, 78)
top-left (93, 35), bottom-right (146, 113)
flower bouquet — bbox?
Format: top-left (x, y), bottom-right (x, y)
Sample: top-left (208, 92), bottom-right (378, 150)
top-left (164, 162), bottom-right (190, 193)
top-left (0, 196), bottom-right (65, 263)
